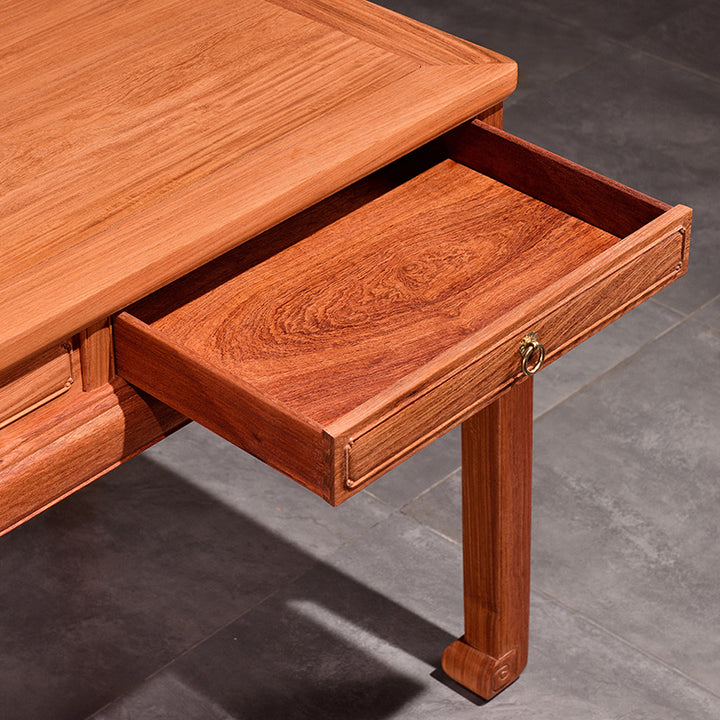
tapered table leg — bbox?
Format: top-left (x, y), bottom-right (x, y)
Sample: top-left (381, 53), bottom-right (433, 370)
top-left (442, 378), bottom-right (533, 699)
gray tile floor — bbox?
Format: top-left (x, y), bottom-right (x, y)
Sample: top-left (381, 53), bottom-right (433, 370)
top-left (2, 1), bottom-right (718, 718)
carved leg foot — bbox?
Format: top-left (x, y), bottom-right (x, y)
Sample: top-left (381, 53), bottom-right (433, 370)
top-left (442, 638), bottom-right (521, 699)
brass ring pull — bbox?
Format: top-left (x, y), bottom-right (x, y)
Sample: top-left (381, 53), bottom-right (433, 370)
top-left (519, 331), bottom-right (545, 376)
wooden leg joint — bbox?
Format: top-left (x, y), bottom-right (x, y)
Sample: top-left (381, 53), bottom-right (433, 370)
top-left (442, 637), bottom-right (520, 699)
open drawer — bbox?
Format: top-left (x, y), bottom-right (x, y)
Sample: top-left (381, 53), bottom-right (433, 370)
top-left (114, 120), bottom-right (691, 505)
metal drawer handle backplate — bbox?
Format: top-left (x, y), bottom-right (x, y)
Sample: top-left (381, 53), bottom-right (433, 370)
top-left (519, 331), bottom-right (545, 376)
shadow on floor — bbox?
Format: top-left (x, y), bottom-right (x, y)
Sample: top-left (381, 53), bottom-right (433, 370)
top-left (0, 455), bottom-right (456, 720)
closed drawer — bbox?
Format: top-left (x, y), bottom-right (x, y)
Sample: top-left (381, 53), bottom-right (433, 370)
top-left (114, 120), bottom-right (691, 505)
top-left (0, 343), bottom-right (75, 430)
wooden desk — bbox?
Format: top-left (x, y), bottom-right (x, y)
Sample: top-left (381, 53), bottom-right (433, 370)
top-left (0, 0), bottom-right (690, 700)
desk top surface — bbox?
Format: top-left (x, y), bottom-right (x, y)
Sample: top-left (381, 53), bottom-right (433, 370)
top-left (0, 0), bottom-right (515, 369)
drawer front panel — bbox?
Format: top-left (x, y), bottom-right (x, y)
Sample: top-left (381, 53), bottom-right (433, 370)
top-left (0, 343), bottom-right (74, 430)
top-left (344, 226), bottom-right (685, 489)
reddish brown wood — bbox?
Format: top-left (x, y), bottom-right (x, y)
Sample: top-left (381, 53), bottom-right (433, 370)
top-left (270, 0), bottom-right (511, 65)
top-left (444, 120), bottom-right (670, 239)
top-left (476, 103), bottom-right (503, 127)
top-left (115, 125), bottom-right (689, 503)
top-left (0, 0), bottom-right (516, 371)
top-left (80, 319), bottom-right (115, 391)
top-left (0, 1), bottom-right (517, 532)
top-left (0, 379), bottom-right (186, 535)
top-left (123, 155), bottom-right (619, 428)
top-left (0, 5), bottom-right (695, 702)
top-left (113, 312), bottom-right (334, 502)
top-left (0, 343), bottom-right (75, 429)
top-left (442, 378), bottom-right (533, 699)
top-left (344, 220), bottom-right (685, 488)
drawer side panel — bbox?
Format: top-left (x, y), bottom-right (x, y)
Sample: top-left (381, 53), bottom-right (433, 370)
top-left (444, 120), bottom-right (670, 238)
top-left (114, 313), bottom-right (334, 502)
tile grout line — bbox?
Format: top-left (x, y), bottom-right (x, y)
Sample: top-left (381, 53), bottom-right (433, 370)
top-left (88, 485), bottom-right (436, 720)
top-left (692, 292), bottom-right (720, 312)
top-left (528, 0), bottom-right (720, 90)
top-left (686, 316), bottom-right (720, 335)
top-left (686, 295), bottom-right (720, 333)
top-left (591, 0), bottom-right (720, 85)
top-left (422, 522), bottom-right (461, 547)
top-left (506, 52), bottom-right (605, 114)
top-left (84, 560), bottom-right (324, 720)
top-left (380, 4), bottom-right (720, 713)
top-left (401, 464), bottom-right (462, 507)
top-left (530, 586), bottom-right (720, 700)
top-left (337, 508), bottom-right (720, 700)
top-left (533, 314), bottom-right (688, 421)
top-left (650, 297), bottom-right (691, 318)
top-left (126, 12), bottom-right (716, 706)
top-left (366, 462), bottom-right (461, 513)
top-left (387, 497), bottom-right (720, 698)
top-left (319, 499), bottom-right (405, 559)
top-left (17, 4), bottom-right (717, 720)
top-left (503, 16), bottom-right (634, 114)
top-left (622, 45), bottom-right (720, 88)
top-left (369, 311), bottom-right (707, 539)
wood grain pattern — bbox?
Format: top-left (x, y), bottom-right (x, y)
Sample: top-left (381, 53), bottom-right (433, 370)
top-left (442, 379), bottom-right (533, 699)
top-left (269, 0), bottom-right (511, 64)
top-left (116, 124), bottom-right (689, 502)
top-left (1, 4), bottom-right (694, 702)
top-left (342, 221), bottom-right (685, 491)
top-left (126, 157), bottom-right (619, 426)
top-left (0, 0), bottom-right (403, 280)
top-left (0, 379), bottom-right (186, 535)
top-left (80, 319), bottom-right (115, 391)
top-left (114, 312), bottom-right (334, 502)
top-left (0, 343), bottom-right (75, 429)
top-left (475, 103), bottom-right (504, 127)
top-left (444, 119), bottom-right (670, 238)
top-left (0, 0), bottom-right (516, 370)
top-left (333, 204), bottom-right (690, 441)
